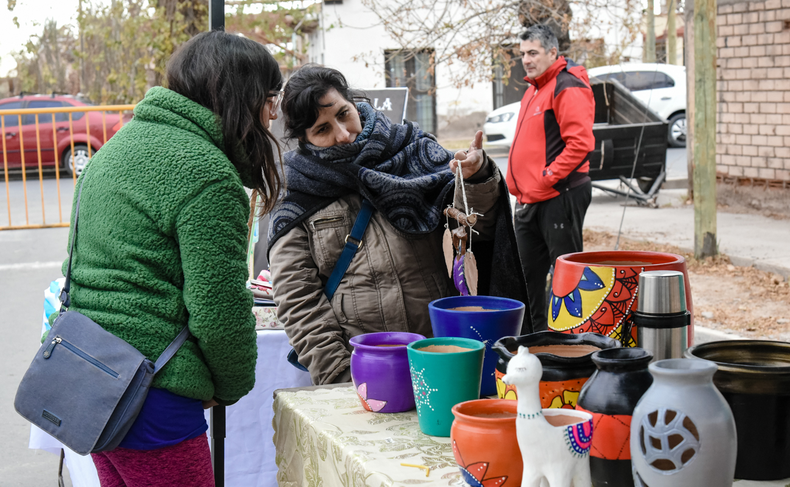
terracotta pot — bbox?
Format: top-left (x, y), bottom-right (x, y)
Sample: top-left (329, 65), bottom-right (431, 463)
top-left (492, 331), bottom-right (620, 407)
top-left (451, 399), bottom-right (522, 486)
top-left (349, 331), bottom-right (425, 413)
top-left (549, 250), bottom-right (693, 347)
top-left (686, 340), bottom-right (790, 481)
top-left (577, 347), bottom-right (654, 487)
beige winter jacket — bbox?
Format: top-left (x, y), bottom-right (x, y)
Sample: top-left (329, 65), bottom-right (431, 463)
top-left (270, 158), bottom-right (502, 385)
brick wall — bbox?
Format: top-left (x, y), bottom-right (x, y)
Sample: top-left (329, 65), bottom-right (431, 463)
top-left (717, 0), bottom-right (790, 181)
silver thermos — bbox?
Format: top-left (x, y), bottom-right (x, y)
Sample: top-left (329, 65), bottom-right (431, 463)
top-left (632, 270), bottom-right (691, 361)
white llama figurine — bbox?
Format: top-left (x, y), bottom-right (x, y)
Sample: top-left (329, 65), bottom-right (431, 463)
top-left (502, 346), bottom-right (594, 487)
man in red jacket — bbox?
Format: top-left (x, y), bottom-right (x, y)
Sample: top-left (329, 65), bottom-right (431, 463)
top-left (506, 24), bottom-right (595, 329)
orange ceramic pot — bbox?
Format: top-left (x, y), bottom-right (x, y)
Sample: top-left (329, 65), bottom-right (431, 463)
top-left (451, 399), bottom-right (522, 486)
top-left (549, 250), bottom-right (693, 347)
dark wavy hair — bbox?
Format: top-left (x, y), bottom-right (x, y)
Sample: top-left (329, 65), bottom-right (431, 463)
top-left (166, 31), bottom-right (283, 213)
top-left (281, 64), bottom-right (368, 141)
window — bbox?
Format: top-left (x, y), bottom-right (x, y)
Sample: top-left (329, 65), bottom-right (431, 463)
top-left (621, 71), bottom-right (675, 91)
top-left (594, 72), bottom-right (627, 85)
top-left (492, 46), bottom-right (529, 109)
top-left (23, 100), bottom-right (64, 125)
top-left (61, 100), bottom-right (86, 122)
top-left (385, 49), bottom-right (436, 134)
top-left (1, 101), bottom-right (23, 128)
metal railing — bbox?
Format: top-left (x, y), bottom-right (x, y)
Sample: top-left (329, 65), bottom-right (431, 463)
top-left (1, 104), bottom-right (135, 230)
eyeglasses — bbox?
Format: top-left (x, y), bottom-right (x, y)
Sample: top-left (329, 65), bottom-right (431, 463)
top-left (267, 90), bottom-right (284, 115)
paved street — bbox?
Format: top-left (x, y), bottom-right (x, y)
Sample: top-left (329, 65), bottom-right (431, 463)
top-left (0, 226), bottom-right (70, 485)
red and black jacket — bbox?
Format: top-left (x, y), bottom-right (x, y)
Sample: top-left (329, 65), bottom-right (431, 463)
top-left (506, 56), bottom-right (596, 204)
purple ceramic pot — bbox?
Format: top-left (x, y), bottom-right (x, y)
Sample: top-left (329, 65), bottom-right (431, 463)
top-left (349, 332), bottom-right (425, 413)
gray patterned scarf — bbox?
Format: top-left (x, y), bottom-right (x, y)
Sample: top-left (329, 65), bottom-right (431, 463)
top-left (268, 103), bottom-right (456, 247)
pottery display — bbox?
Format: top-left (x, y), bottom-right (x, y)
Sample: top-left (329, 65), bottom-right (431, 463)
top-left (577, 347), bottom-right (653, 487)
top-left (429, 295), bottom-right (525, 397)
top-left (631, 358), bottom-right (737, 487)
top-left (549, 251), bottom-right (693, 347)
top-left (349, 332), bottom-right (426, 413)
top-left (493, 331), bottom-right (620, 406)
top-left (686, 340), bottom-right (790, 480)
top-left (451, 399), bottom-right (522, 486)
top-left (503, 346), bottom-right (594, 487)
top-left (406, 337), bottom-right (485, 437)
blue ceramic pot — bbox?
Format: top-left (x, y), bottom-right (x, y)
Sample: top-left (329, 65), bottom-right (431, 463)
top-left (429, 295), bottom-right (525, 397)
top-left (349, 332), bottom-right (425, 413)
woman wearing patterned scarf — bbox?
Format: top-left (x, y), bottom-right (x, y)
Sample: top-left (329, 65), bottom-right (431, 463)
top-left (268, 65), bottom-right (531, 385)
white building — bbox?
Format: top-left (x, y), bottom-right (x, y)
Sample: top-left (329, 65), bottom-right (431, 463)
top-left (305, 0), bottom-right (496, 136)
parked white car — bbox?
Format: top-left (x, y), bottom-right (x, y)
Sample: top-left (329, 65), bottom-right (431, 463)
top-left (587, 63), bottom-right (687, 147)
top-left (483, 63), bottom-right (687, 148)
top-left (482, 102), bottom-right (521, 148)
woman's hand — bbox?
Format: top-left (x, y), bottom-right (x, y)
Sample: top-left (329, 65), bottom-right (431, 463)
top-left (449, 130), bottom-right (485, 179)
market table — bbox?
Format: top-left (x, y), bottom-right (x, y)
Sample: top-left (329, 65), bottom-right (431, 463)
top-left (273, 383), bottom-right (466, 486)
top-left (30, 326), bottom-right (312, 487)
top-left (273, 384), bottom-right (790, 487)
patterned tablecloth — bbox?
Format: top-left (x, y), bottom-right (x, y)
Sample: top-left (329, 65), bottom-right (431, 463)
top-left (272, 385), bottom-right (790, 487)
top-left (273, 384), bottom-right (466, 487)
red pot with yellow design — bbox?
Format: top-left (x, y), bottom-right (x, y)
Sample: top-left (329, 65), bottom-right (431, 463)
top-left (492, 331), bottom-right (620, 408)
top-left (549, 250), bottom-right (693, 347)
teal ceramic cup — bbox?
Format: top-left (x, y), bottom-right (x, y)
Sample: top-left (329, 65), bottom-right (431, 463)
top-left (406, 337), bottom-right (485, 437)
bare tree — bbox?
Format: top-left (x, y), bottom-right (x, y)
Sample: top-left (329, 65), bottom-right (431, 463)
top-left (358, 0), bottom-right (642, 88)
top-left (9, 0), bottom-right (305, 103)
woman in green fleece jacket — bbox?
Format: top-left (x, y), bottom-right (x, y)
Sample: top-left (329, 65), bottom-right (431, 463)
top-left (65, 32), bottom-right (282, 486)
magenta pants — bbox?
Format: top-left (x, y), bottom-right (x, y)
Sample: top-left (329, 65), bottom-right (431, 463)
top-left (91, 433), bottom-right (214, 487)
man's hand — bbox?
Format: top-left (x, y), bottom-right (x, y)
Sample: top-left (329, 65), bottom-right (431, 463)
top-left (449, 130), bottom-right (485, 179)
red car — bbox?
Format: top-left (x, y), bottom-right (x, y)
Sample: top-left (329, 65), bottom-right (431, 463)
top-left (0, 93), bottom-right (128, 176)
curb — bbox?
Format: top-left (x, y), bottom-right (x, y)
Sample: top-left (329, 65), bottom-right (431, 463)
top-left (643, 245), bottom-right (790, 283)
top-left (694, 325), bottom-right (744, 344)
top-left (662, 178), bottom-right (688, 190)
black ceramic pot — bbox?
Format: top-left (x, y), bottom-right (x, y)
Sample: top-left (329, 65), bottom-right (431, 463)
top-left (686, 340), bottom-right (790, 481)
top-left (492, 331), bottom-right (620, 407)
top-left (577, 347), bottom-right (653, 487)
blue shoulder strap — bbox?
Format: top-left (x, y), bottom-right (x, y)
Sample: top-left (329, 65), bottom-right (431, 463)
top-left (323, 199), bottom-right (374, 301)
top-left (287, 199), bottom-right (374, 374)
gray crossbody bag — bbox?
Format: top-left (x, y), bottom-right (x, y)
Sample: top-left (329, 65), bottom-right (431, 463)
top-left (14, 171), bottom-right (190, 455)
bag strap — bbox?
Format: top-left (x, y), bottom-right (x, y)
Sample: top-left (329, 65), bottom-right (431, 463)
top-left (286, 199), bottom-right (374, 373)
top-left (153, 325), bottom-right (190, 373)
top-left (59, 171), bottom-right (191, 370)
top-left (323, 199), bottom-right (374, 301)
top-left (59, 174), bottom-right (86, 309)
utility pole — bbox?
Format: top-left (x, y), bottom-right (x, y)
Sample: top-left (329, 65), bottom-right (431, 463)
top-left (667, 0), bottom-right (677, 64)
top-left (685, 0), bottom-right (695, 198)
top-left (645, 0), bottom-right (656, 62)
top-left (693, 0), bottom-right (718, 258)
top-left (207, 8), bottom-right (226, 487)
top-left (209, 0), bottom-right (225, 31)
top-left (79, 0), bottom-right (85, 92)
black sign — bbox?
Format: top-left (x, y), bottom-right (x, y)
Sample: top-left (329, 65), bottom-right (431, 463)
top-left (362, 87), bottom-right (409, 124)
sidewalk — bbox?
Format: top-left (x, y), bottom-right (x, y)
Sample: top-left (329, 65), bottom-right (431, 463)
top-left (585, 186), bottom-right (790, 280)
top-left (584, 154), bottom-right (790, 344)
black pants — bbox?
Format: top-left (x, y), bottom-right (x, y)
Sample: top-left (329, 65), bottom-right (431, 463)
top-left (513, 181), bottom-right (592, 330)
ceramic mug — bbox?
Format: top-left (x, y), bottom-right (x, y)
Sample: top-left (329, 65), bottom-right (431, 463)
top-left (407, 337), bottom-right (485, 437)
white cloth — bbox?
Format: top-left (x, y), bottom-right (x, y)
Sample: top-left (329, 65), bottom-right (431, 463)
top-left (29, 330), bottom-right (312, 486)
